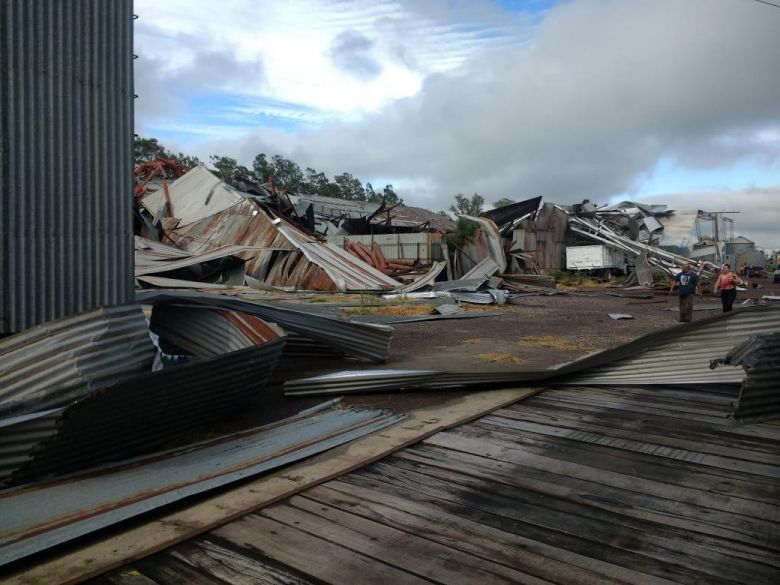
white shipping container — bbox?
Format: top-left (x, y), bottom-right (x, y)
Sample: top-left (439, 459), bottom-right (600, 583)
top-left (566, 245), bottom-right (624, 270)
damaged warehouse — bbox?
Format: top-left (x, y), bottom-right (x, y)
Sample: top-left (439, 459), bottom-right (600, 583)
top-left (1, 2), bottom-right (778, 585)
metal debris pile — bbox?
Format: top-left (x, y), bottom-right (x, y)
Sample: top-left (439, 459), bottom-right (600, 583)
top-left (133, 165), bottom-right (450, 293)
top-left (563, 201), bottom-right (721, 285)
top-left (0, 289), bottom-right (394, 487)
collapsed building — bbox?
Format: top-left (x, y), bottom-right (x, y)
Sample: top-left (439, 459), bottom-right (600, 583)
top-left (132, 161), bottom-right (760, 303)
top-left (134, 165), bottom-right (451, 292)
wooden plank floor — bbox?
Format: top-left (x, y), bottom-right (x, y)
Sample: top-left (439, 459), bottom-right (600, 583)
top-left (94, 385), bottom-right (780, 585)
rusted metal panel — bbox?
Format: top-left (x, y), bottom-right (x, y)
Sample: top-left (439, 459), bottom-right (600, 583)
top-left (1, 0), bottom-right (135, 333)
top-left (165, 198), bottom-right (399, 291)
top-left (136, 290), bottom-right (393, 363)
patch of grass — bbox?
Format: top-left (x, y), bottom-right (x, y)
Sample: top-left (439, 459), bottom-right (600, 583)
top-left (476, 352), bottom-right (524, 365)
top-left (344, 304), bottom-right (437, 317)
top-left (518, 335), bottom-right (591, 352)
top-left (463, 338), bottom-right (483, 345)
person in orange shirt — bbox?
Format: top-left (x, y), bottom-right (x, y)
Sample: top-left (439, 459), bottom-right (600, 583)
top-left (713, 263), bottom-right (743, 313)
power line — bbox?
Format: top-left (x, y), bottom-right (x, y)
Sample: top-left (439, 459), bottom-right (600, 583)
top-left (748, 0), bottom-right (780, 9)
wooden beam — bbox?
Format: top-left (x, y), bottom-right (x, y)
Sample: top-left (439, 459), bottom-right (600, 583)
top-left (5, 387), bottom-right (540, 585)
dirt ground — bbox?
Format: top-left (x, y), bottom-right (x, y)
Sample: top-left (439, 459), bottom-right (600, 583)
top-left (250, 276), bottom-right (778, 420)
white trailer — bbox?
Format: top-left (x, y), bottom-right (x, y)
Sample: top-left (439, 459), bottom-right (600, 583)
top-left (566, 245), bottom-right (624, 271)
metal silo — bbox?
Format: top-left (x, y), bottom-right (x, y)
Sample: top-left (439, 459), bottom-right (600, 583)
top-left (0, 0), bottom-right (135, 333)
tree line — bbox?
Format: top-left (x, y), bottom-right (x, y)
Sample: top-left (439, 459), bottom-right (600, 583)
top-left (134, 136), bottom-right (515, 215)
top-left (134, 136), bottom-right (401, 205)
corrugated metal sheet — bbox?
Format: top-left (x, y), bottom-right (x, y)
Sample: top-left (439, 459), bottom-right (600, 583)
top-left (460, 215), bottom-right (507, 273)
top-left (394, 261), bottom-right (446, 293)
top-left (10, 315), bottom-right (287, 483)
top-left (134, 236), bottom-right (193, 259)
top-left (0, 409), bottom-right (62, 483)
top-left (0, 401), bottom-right (405, 567)
top-left (511, 203), bottom-right (570, 270)
top-left (481, 195), bottom-right (541, 227)
top-left (135, 244), bottom-right (265, 276)
top-left (0, 305), bottom-right (156, 417)
top-left (566, 305), bottom-right (780, 385)
top-left (150, 305), bottom-right (284, 357)
top-left (1, 0), bottom-right (135, 333)
top-left (136, 290), bottom-right (393, 363)
top-left (712, 332), bottom-right (780, 421)
top-left (135, 275), bottom-right (234, 289)
top-left (165, 194), bottom-right (399, 292)
top-left (461, 257), bottom-right (500, 281)
top-left (274, 221), bottom-right (400, 291)
top-left (140, 166), bottom-right (243, 227)
top-left (284, 305), bottom-right (780, 396)
top-left (387, 205), bottom-right (455, 233)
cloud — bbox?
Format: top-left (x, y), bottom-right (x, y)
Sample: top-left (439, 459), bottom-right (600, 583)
top-left (214, 1), bottom-right (779, 229)
top-left (329, 30), bottom-right (382, 80)
top-left (135, 0), bottom-right (780, 247)
top-left (134, 46), bottom-right (265, 124)
top-left (133, 0), bottom-right (532, 118)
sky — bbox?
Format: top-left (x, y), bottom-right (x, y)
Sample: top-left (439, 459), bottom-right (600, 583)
top-left (134, 0), bottom-right (780, 250)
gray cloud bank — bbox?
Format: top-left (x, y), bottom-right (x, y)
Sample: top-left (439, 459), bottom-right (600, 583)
top-left (165, 0), bottom-right (780, 246)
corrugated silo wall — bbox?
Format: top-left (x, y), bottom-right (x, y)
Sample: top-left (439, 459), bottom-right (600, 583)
top-left (0, 0), bottom-right (135, 333)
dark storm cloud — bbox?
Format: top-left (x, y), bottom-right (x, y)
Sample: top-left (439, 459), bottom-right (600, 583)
top-left (328, 30), bottom-right (382, 80)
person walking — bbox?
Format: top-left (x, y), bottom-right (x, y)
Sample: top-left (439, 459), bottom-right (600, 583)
top-left (669, 263), bottom-right (700, 322)
top-left (713, 263), bottom-right (742, 312)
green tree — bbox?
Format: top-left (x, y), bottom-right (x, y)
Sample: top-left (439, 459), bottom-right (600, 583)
top-left (381, 184), bottom-right (402, 205)
top-left (134, 136), bottom-right (172, 164)
top-left (209, 155), bottom-right (253, 186)
top-left (175, 153), bottom-right (202, 169)
top-left (301, 167), bottom-right (329, 195)
top-left (334, 172), bottom-right (366, 201)
top-left (365, 182), bottom-right (378, 202)
top-left (270, 155), bottom-right (304, 190)
top-left (493, 198), bottom-right (515, 208)
top-left (450, 193), bottom-right (485, 216)
top-left (252, 153), bottom-right (273, 183)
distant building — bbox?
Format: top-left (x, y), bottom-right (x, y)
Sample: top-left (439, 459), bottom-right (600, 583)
top-left (724, 236), bottom-right (766, 269)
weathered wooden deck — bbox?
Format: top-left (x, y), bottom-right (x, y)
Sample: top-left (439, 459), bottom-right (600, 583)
top-left (94, 385), bottom-right (780, 585)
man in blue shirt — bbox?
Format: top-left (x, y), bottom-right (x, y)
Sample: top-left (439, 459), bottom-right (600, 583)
top-left (668, 263), bottom-right (701, 322)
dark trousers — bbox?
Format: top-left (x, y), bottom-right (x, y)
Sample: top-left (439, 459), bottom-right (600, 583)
top-left (721, 288), bottom-right (737, 312)
top-left (679, 294), bottom-right (694, 322)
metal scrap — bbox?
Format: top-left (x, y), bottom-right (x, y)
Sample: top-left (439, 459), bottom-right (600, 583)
top-left (0, 305), bottom-right (155, 417)
top-left (136, 289), bottom-right (393, 363)
top-left (4, 308), bottom-right (287, 484)
top-left (710, 332), bottom-right (780, 422)
top-left (0, 401), bottom-right (405, 567)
